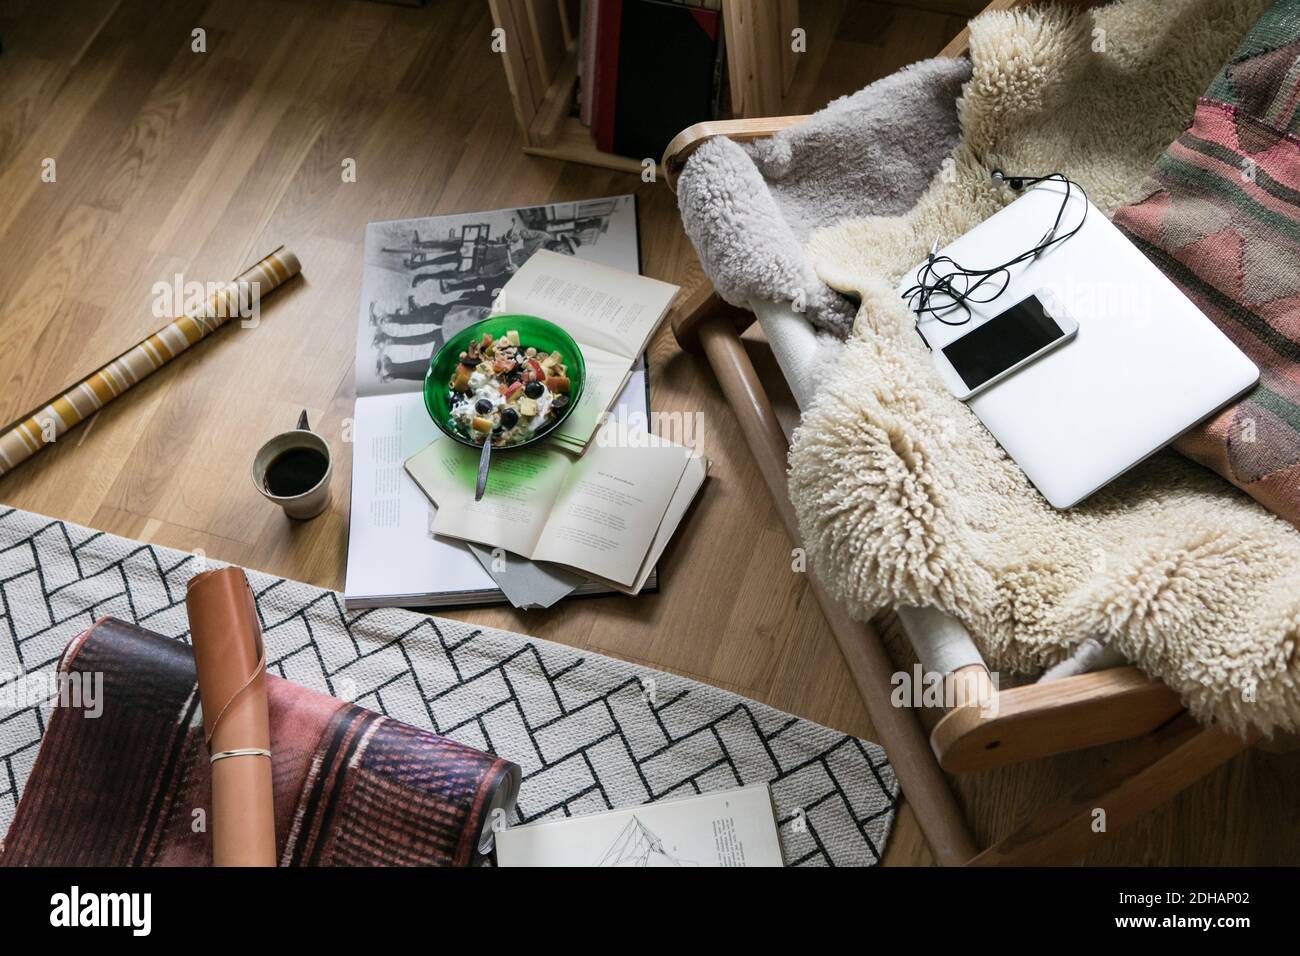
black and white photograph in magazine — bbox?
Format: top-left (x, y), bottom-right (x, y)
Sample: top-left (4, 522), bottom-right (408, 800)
top-left (354, 195), bottom-right (639, 397)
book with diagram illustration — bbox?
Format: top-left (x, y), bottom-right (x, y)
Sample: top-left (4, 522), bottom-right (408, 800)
top-left (495, 784), bottom-right (784, 867)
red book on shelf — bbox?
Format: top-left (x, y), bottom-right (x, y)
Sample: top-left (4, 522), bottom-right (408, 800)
top-left (591, 0), bottom-right (721, 160)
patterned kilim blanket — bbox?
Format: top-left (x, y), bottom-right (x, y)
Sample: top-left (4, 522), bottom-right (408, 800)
top-left (1115, 0), bottom-right (1300, 527)
top-left (0, 507), bottom-right (897, 866)
top-left (2, 619), bottom-right (520, 867)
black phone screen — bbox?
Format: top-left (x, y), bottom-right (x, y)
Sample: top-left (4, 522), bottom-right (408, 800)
top-left (941, 294), bottom-right (1067, 390)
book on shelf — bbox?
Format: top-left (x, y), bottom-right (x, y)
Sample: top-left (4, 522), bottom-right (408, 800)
top-left (585, 0), bottom-right (724, 159)
top-left (579, 0), bottom-right (600, 127)
top-left (344, 195), bottom-right (659, 609)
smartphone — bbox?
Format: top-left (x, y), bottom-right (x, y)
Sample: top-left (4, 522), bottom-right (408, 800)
top-left (932, 289), bottom-right (1078, 400)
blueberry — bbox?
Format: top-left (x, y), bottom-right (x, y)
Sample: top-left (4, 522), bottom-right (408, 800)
top-left (524, 380), bottom-right (544, 399)
top-left (500, 408), bottom-right (519, 429)
top-left (474, 398), bottom-right (492, 414)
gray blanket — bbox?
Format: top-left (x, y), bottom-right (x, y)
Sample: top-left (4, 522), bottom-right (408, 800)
top-left (676, 57), bottom-right (971, 337)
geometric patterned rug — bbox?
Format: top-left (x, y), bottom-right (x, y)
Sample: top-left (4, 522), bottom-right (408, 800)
top-left (0, 507), bottom-right (897, 865)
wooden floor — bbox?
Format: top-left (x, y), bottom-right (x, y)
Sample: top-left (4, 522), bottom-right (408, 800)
top-left (1, 0), bottom-right (1295, 865)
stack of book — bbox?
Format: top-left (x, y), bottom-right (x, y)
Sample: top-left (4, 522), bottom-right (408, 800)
top-left (344, 195), bottom-right (708, 611)
top-left (406, 252), bottom-right (707, 600)
top-left (579, 0), bottom-right (726, 160)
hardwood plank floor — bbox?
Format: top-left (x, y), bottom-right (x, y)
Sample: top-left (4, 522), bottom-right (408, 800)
top-left (0, 0), bottom-right (1294, 866)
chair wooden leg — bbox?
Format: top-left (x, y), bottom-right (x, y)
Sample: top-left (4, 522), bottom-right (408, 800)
top-left (970, 714), bottom-right (1254, 865)
top-left (693, 309), bottom-right (978, 865)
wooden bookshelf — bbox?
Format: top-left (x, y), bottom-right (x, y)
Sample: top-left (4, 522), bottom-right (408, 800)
top-left (488, 0), bottom-right (800, 173)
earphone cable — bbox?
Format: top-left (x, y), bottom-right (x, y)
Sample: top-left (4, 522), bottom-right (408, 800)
top-left (901, 172), bottom-right (1089, 335)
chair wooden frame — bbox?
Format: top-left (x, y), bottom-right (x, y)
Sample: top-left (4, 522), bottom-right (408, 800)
top-left (660, 0), bottom-right (1255, 865)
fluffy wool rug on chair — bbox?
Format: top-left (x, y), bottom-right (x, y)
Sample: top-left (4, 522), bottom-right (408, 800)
top-left (782, 0), bottom-right (1300, 736)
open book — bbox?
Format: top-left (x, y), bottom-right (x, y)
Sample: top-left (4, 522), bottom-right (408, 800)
top-left (495, 250), bottom-right (678, 451)
top-left (495, 784), bottom-right (784, 867)
top-left (406, 423), bottom-right (707, 594)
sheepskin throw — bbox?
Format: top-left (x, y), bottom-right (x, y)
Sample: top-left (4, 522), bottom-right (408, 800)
top-left (784, 0), bottom-right (1300, 736)
top-left (677, 57), bottom-right (972, 337)
top-left (1114, 0), bottom-right (1300, 526)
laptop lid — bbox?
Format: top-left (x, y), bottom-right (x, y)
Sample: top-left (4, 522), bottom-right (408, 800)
top-left (897, 182), bottom-right (1258, 508)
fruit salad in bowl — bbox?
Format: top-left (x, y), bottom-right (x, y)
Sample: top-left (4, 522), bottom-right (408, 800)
top-left (449, 330), bottom-right (571, 446)
top-left (424, 315), bottom-right (585, 451)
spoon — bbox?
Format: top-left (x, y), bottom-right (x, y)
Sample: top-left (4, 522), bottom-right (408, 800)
top-left (474, 434), bottom-right (492, 501)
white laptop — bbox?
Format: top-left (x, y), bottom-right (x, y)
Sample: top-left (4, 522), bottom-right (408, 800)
top-left (897, 180), bottom-right (1258, 509)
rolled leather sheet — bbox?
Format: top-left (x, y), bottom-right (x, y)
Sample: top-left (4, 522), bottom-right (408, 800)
top-left (1, 617), bottom-right (521, 866)
top-left (186, 567), bottom-right (277, 866)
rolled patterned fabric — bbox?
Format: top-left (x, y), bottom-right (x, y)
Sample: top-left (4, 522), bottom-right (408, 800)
top-left (186, 567), bottom-right (277, 867)
top-left (1, 617), bottom-right (521, 867)
top-left (0, 247), bottom-right (300, 477)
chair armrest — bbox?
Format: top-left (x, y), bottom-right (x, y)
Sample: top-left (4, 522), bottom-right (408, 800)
top-left (662, 115), bottom-right (810, 192)
top-left (931, 666), bottom-right (1184, 772)
top-left (661, 0), bottom-right (1084, 190)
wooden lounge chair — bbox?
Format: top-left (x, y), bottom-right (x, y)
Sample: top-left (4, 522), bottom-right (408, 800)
top-left (659, 0), bottom-right (1257, 866)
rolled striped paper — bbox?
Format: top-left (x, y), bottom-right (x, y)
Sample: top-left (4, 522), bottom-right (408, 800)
top-left (0, 248), bottom-right (301, 477)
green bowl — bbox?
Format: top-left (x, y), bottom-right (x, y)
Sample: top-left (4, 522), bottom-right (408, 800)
top-left (423, 314), bottom-right (585, 450)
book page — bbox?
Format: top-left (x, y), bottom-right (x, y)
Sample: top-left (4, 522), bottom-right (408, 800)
top-left (583, 454), bottom-right (708, 596)
top-left (496, 784), bottom-right (784, 867)
top-left (497, 250), bottom-right (678, 448)
top-left (354, 197), bottom-right (640, 398)
top-left (344, 393), bottom-right (497, 607)
top-left (405, 436), bottom-right (573, 558)
top-left (500, 250), bottom-right (677, 359)
top-left (533, 424), bottom-right (691, 587)
top-left (552, 343), bottom-right (629, 448)
top-left (466, 366), bottom-right (653, 607)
